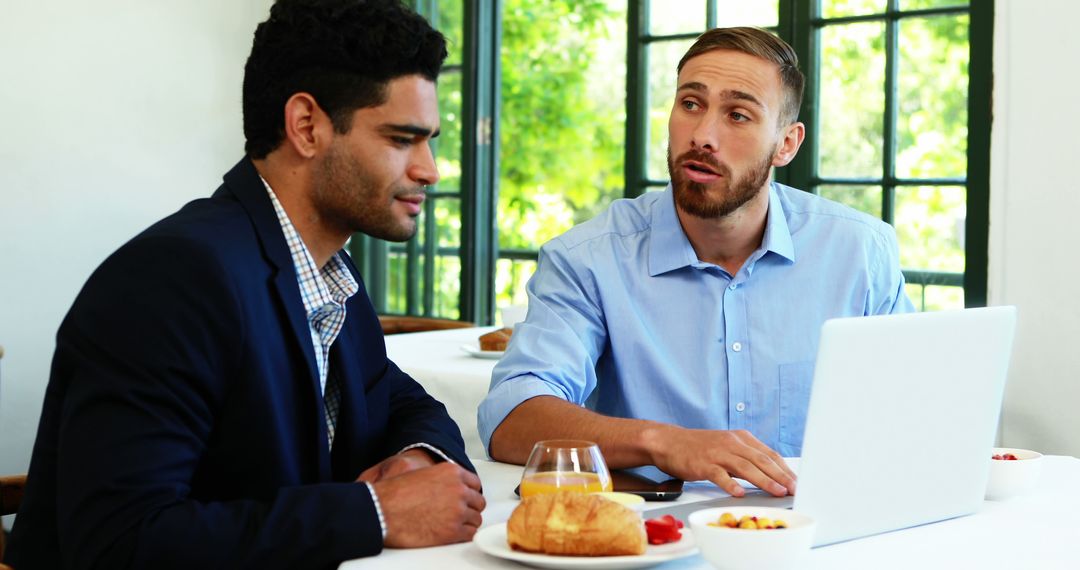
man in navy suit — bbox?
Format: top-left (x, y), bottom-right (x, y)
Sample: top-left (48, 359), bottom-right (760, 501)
top-left (4, 1), bottom-right (485, 568)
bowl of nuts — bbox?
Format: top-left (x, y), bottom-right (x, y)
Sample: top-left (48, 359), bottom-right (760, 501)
top-left (985, 447), bottom-right (1043, 501)
top-left (688, 506), bottom-right (816, 570)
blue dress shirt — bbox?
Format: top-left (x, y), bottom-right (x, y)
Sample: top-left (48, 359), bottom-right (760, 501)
top-left (478, 183), bottom-right (914, 458)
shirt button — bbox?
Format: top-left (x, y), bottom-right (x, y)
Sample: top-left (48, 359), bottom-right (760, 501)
top-left (732, 342), bottom-right (743, 352)
top-left (735, 402), bottom-right (746, 412)
top-left (729, 283), bottom-right (738, 290)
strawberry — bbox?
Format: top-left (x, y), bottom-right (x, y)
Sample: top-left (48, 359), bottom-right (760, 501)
top-left (644, 515), bottom-right (684, 544)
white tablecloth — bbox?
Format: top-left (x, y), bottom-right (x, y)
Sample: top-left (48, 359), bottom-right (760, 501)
top-left (341, 456), bottom-right (1080, 569)
top-left (380, 329), bottom-right (1080, 567)
top-left (384, 327), bottom-right (501, 459)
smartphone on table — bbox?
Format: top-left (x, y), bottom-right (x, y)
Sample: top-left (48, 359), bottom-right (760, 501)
top-left (609, 467), bottom-right (684, 501)
top-left (514, 466), bottom-right (684, 501)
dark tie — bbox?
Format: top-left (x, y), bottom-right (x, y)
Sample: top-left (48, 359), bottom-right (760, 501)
top-left (324, 366), bottom-right (341, 447)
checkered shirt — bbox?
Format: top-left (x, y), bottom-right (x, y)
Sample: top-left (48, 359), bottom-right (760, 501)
top-left (262, 178), bottom-right (358, 448)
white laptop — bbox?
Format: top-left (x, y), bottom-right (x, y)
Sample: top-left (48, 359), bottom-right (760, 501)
top-left (649, 306), bottom-right (1018, 547)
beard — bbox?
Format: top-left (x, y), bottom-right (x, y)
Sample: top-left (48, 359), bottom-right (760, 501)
top-left (312, 141), bottom-right (422, 243)
top-left (668, 146), bottom-right (774, 220)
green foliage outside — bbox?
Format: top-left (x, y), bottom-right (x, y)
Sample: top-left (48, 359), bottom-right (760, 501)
top-left (495, 0), bottom-right (626, 308)
top-left (815, 12), bottom-right (970, 310)
top-left (389, 1), bottom-right (975, 319)
top-left (390, 0), bottom-right (626, 318)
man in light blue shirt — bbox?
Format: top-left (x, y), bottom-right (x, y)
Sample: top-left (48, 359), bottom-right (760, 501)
top-left (478, 27), bottom-right (913, 498)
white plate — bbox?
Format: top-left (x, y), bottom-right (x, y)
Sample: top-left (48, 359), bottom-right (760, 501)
top-left (473, 522), bottom-right (697, 569)
top-left (461, 344), bottom-right (505, 360)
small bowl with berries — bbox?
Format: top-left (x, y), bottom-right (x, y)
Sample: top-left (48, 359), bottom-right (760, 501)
top-left (986, 447), bottom-right (1044, 501)
top-left (688, 506), bottom-right (816, 570)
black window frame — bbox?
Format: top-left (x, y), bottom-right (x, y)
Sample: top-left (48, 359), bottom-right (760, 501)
top-left (358, 0), bottom-right (993, 321)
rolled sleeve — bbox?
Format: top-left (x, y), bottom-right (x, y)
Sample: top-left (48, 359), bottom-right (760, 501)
top-left (476, 240), bottom-right (608, 457)
top-left (477, 373), bottom-right (572, 457)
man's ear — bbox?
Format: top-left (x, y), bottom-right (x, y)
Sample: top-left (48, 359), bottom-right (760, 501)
top-left (282, 93), bottom-right (332, 159)
top-left (772, 121), bottom-right (806, 167)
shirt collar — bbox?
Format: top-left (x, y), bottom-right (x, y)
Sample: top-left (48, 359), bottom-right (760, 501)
top-left (648, 182), bottom-right (795, 277)
top-left (761, 183), bottom-right (795, 263)
top-left (259, 177), bottom-right (358, 316)
top-left (648, 186), bottom-right (700, 276)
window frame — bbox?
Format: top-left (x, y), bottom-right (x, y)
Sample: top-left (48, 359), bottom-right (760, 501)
top-left (627, 0), bottom-right (992, 309)
top-left (360, 0), bottom-right (993, 321)
top-left (355, 0), bottom-right (500, 325)
top-left (781, 0), bottom-right (992, 308)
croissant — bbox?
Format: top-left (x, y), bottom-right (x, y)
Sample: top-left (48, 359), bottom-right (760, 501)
top-left (479, 327), bottom-right (513, 351)
top-left (506, 492), bottom-right (646, 556)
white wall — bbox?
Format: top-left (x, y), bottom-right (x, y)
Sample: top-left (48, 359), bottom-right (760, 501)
top-left (991, 0), bottom-right (1080, 457)
top-left (0, 0), bottom-right (274, 505)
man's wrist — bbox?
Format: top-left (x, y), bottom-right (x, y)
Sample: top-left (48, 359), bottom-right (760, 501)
top-left (637, 422), bottom-right (674, 466)
top-left (398, 442), bottom-right (455, 465)
top-left (363, 481), bottom-right (388, 540)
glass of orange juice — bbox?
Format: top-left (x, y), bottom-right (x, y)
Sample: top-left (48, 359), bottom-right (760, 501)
top-left (520, 440), bottom-right (613, 497)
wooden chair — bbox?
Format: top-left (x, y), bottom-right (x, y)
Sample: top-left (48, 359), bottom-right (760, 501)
top-left (378, 315), bottom-right (475, 335)
top-left (1, 473), bottom-right (26, 565)
top-left (1, 345), bottom-right (17, 568)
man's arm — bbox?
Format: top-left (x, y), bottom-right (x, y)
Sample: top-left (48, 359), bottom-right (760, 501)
top-left (480, 239), bottom-right (795, 497)
top-left (870, 223), bottom-right (916, 315)
top-left (490, 396), bottom-right (796, 497)
top-left (51, 236), bottom-right (483, 568)
top-left (377, 359), bottom-right (474, 470)
top-left (50, 237), bottom-right (393, 569)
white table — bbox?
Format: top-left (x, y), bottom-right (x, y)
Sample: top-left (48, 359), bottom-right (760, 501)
top-left (341, 456), bottom-right (1080, 569)
top-left (384, 327), bottom-right (502, 459)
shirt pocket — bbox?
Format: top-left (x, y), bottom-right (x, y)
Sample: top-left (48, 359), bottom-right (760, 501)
top-left (778, 360), bottom-right (815, 451)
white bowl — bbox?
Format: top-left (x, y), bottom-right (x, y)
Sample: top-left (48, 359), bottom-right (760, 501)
top-left (688, 506), bottom-right (816, 570)
top-left (985, 447), bottom-right (1043, 500)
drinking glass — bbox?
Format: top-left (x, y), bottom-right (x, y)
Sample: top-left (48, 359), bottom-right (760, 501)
top-left (519, 439), bottom-right (613, 497)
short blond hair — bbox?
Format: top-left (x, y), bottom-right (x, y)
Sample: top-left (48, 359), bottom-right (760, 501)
top-left (677, 27), bottom-right (804, 126)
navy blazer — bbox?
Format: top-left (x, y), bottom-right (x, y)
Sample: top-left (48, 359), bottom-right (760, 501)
top-left (6, 158), bottom-right (473, 569)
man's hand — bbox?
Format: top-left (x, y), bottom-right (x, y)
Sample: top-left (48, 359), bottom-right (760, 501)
top-left (356, 449), bottom-right (437, 484)
top-left (646, 426), bottom-right (796, 497)
top-left (374, 462), bottom-right (486, 548)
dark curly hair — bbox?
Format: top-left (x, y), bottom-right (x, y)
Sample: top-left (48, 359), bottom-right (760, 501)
top-left (243, 0), bottom-right (447, 158)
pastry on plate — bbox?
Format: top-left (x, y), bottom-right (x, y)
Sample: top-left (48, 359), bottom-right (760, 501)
top-left (479, 327), bottom-right (513, 351)
top-left (506, 492), bottom-right (646, 556)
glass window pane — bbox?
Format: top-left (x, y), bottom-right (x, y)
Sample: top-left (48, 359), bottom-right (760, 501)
top-left (421, 197), bottom-right (461, 318)
top-left (500, 0), bottom-right (626, 250)
top-left (903, 282), bottom-right (923, 310)
top-left (900, 0), bottom-right (969, 10)
top-left (715, 1), bottom-right (778, 28)
top-left (922, 285), bottom-right (964, 311)
top-left (904, 283), bottom-right (964, 312)
top-left (646, 39), bottom-right (694, 182)
top-left (496, 258), bottom-right (538, 308)
top-left (435, 70), bottom-right (463, 195)
top-left (415, 244), bottom-right (427, 313)
top-left (896, 15), bottom-right (969, 179)
top-left (821, 0), bottom-right (886, 19)
top-left (383, 0), bottom-right (462, 319)
top-left (895, 185), bottom-right (966, 273)
top-left (816, 185), bottom-right (881, 218)
top-left (650, 0), bottom-right (706, 36)
top-left (433, 255), bottom-right (462, 318)
top-left (415, 208), bottom-right (427, 252)
top-left (818, 22), bottom-right (885, 179)
top-left (437, 0), bottom-right (464, 67)
top-left (435, 197), bottom-right (461, 248)
top-left (387, 251), bottom-right (408, 314)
